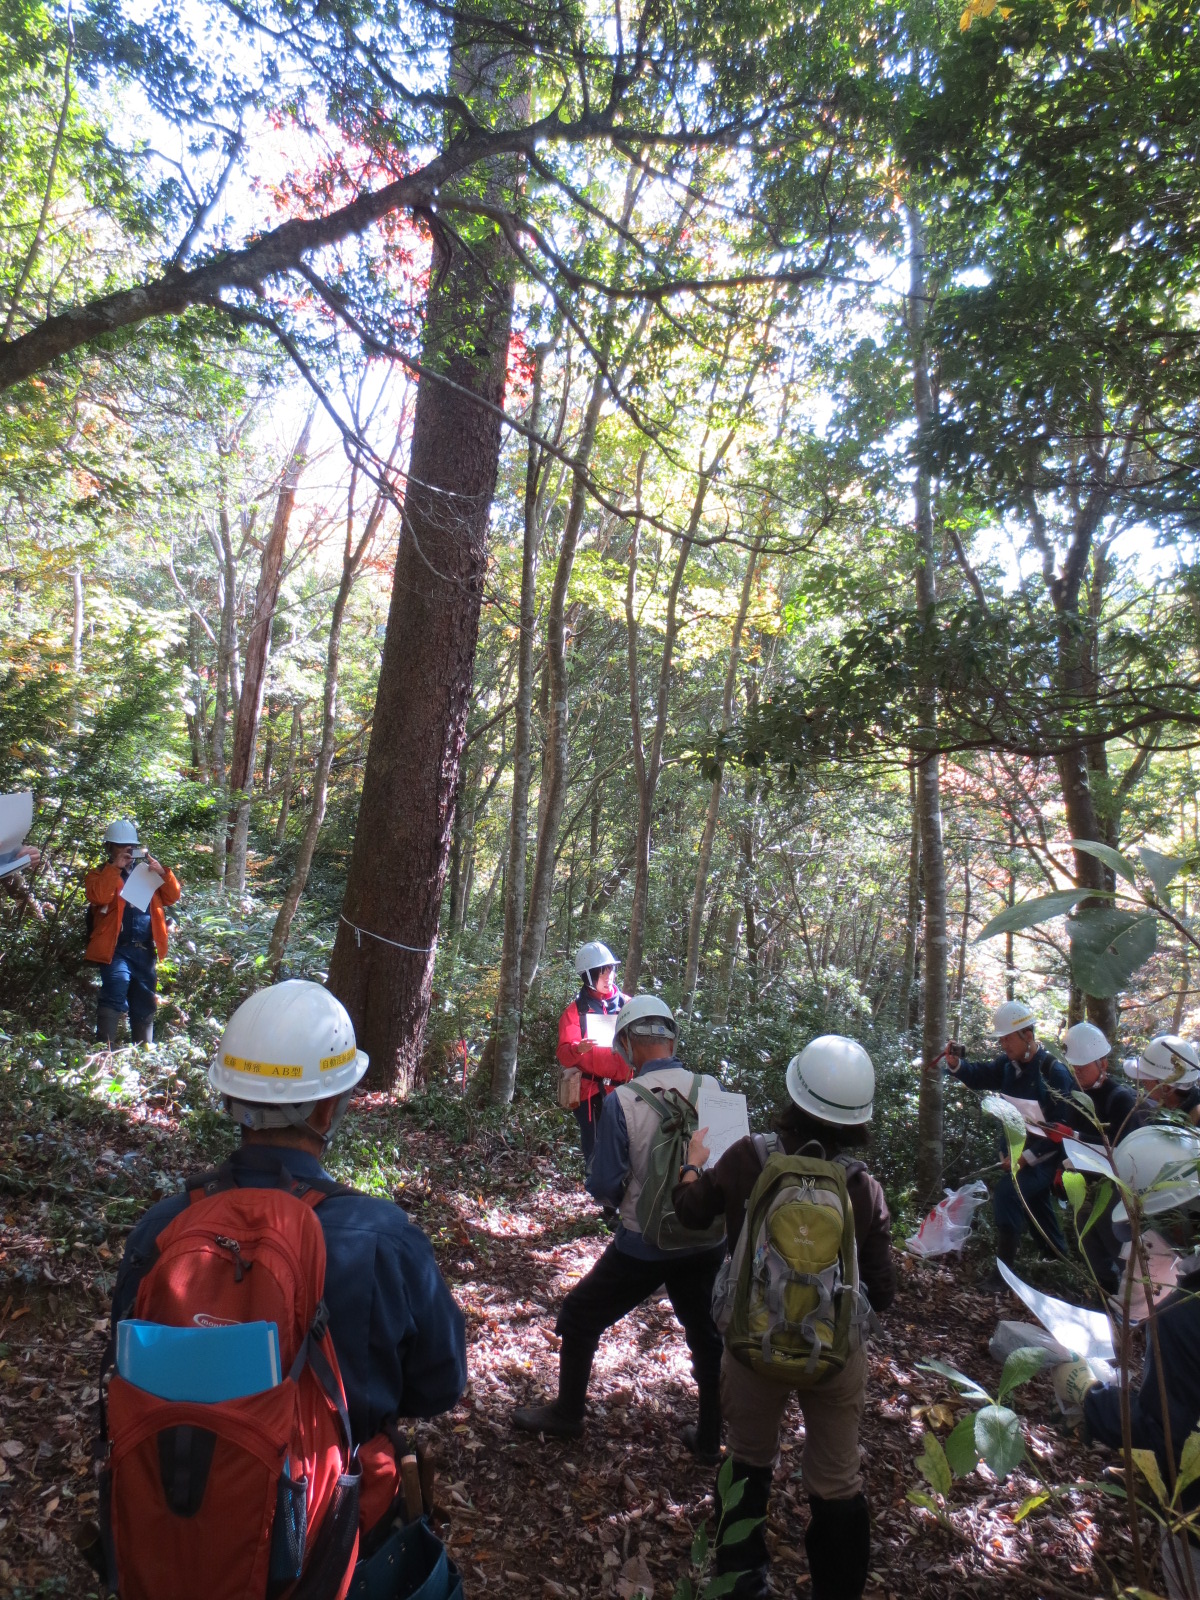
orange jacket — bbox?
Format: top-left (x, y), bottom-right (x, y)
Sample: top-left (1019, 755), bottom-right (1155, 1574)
top-left (557, 987), bottom-right (631, 1108)
top-left (84, 864), bottom-right (181, 963)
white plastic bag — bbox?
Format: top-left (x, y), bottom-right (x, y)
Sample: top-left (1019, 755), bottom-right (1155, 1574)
top-left (905, 1180), bottom-right (990, 1257)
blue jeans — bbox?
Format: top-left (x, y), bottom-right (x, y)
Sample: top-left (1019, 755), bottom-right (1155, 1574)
top-left (993, 1158), bottom-right (1067, 1252)
top-left (98, 944), bottom-right (158, 1023)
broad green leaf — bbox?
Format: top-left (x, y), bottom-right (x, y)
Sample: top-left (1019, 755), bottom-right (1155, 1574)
top-left (1176, 1432), bottom-right (1200, 1503)
top-left (673, 1580), bottom-right (695, 1600)
top-left (974, 1405), bottom-right (1026, 1480)
top-left (1062, 1169), bottom-right (1087, 1219)
top-left (1079, 1181), bottom-right (1114, 1242)
top-left (916, 1431), bottom-right (952, 1497)
top-left (700, 1577), bottom-right (741, 1600)
top-left (1139, 847), bottom-right (1184, 900)
top-left (906, 1489), bottom-right (941, 1515)
top-left (918, 1359), bottom-right (992, 1403)
top-left (1068, 911), bottom-right (1157, 997)
top-left (944, 1412), bottom-right (981, 1477)
top-left (998, 1345), bottom-right (1051, 1402)
top-left (1132, 1448), bottom-right (1168, 1505)
top-left (981, 1093), bottom-right (1027, 1164)
top-left (1013, 1492), bottom-right (1050, 1523)
top-left (691, 1522), bottom-right (709, 1566)
top-left (1068, 838), bottom-right (1139, 884)
top-left (975, 889), bottom-right (1089, 944)
top-left (719, 1474), bottom-right (744, 1514)
top-left (718, 1517), bottom-right (765, 1549)
top-left (717, 1456), bottom-right (734, 1500)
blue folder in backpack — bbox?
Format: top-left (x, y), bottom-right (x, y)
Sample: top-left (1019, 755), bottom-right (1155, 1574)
top-left (116, 1319), bottom-right (282, 1402)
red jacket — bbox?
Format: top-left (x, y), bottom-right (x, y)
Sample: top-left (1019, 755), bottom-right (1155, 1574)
top-left (84, 864), bottom-right (181, 963)
top-left (557, 986), bottom-right (631, 1111)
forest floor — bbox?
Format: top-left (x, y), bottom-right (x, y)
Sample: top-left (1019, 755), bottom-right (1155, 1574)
top-left (0, 1038), bottom-right (1147, 1600)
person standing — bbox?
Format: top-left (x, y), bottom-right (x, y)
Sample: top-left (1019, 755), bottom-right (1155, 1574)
top-left (944, 999), bottom-right (1076, 1286)
top-left (672, 1036), bottom-right (895, 1600)
top-left (515, 996), bottom-right (725, 1460)
top-left (1062, 1021), bottom-right (1147, 1293)
top-left (557, 940), bottom-right (629, 1163)
top-left (1123, 1036), bottom-right (1200, 1123)
top-left (85, 819), bottom-right (181, 1047)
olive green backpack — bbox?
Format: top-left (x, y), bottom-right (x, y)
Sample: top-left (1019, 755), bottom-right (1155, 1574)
top-left (714, 1135), bottom-right (872, 1387)
top-left (624, 1074), bottom-right (726, 1253)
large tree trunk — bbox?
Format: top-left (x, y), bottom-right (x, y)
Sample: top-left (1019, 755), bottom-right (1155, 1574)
top-left (907, 203), bottom-right (947, 1204)
top-left (267, 462), bottom-right (389, 973)
top-left (491, 352), bottom-right (546, 1104)
top-left (683, 539), bottom-right (760, 1014)
top-left (224, 414), bottom-right (313, 891)
top-left (327, 39), bottom-right (526, 1091)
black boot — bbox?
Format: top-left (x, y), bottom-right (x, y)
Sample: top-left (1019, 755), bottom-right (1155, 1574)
top-left (96, 1006), bottom-right (122, 1048)
top-left (682, 1377), bottom-right (722, 1464)
top-left (130, 1013), bottom-right (154, 1047)
top-left (979, 1227), bottom-right (1019, 1292)
top-left (514, 1342), bottom-right (592, 1440)
top-left (806, 1493), bottom-right (870, 1600)
top-left (715, 1459), bottom-right (772, 1599)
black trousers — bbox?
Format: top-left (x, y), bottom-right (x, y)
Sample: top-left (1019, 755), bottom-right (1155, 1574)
top-left (555, 1240), bottom-right (725, 1395)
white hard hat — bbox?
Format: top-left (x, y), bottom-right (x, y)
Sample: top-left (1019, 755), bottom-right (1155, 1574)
top-left (209, 981), bottom-right (368, 1139)
top-left (613, 994), bottom-right (677, 1061)
top-left (786, 1035), bottom-right (875, 1126)
top-left (1112, 1125), bottom-right (1200, 1228)
top-left (575, 940), bottom-right (620, 976)
top-left (991, 999), bottom-right (1037, 1036)
top-left (1125, 1035), bottom-right (1200, 1088)
top-left (1063, 1022), bottom-right (1111, 1069)
top-left (103, 819), bottom-right (139, 845)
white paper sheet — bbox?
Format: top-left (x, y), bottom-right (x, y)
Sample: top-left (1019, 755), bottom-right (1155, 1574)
top-left (1001, 1094), bottom-right (1046, 1128)
top-left (0, 790), bottom-right (32, 865)
top-left (694, 1081), bottom-right (750, 1167)
top-left (120, 862), bottom-right (165, 913)
top-left (997, 1260), bottom-right (1116, 1364)
top-left (584, 1013), bottom-right (615, 1048)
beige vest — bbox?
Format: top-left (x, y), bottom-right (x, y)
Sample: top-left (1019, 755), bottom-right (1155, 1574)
top-left (613, 1064), bottom-right (720, 1236)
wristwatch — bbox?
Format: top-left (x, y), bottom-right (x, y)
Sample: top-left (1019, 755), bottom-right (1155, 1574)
top-left (680, 1162), bottom-right (703, 1180)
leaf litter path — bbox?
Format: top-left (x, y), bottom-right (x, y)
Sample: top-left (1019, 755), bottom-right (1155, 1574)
top-left (0, 1068), bottom-right (1139, 1600)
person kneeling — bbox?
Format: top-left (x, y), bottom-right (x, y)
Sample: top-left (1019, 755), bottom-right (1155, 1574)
top-left (673, 1036), bottom-right (896, 1600)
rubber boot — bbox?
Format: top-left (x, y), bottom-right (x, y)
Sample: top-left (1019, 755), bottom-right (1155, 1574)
top-left (681, 1377), bottom-right (722, 1464)
top-left (513, 1342), bottom-right (592, 1439)
top-left (806, 1492), bottom-right (870, 1600)
top-left (96, 1006), bottom-right (122, 1048)
top-left (979, 1227), bottom-right (1019, 1293)
top-left (130, 1013), bottom-right (154, 1047)
top-left (715, 1459), bottom-right (772, 1599)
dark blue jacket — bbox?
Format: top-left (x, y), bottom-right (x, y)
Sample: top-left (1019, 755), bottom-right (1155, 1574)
top-left (1075, 1076), bottom-right (1147, 1146)
top-left (952, 1045), bottom-right (1075, 1157)
top-left (1085, 1266), bottom-right (1200, 1526)
top-left (112, 1144), bottom-right (467, 1445)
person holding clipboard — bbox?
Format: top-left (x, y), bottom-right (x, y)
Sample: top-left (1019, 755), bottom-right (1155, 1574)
top-left (556, 939), bottom-right (629, 1163)
top-left (85, 819), bottom-right (181, 1047)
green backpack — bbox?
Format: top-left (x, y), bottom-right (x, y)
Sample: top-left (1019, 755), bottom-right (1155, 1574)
top-left (714, 1135), bottom-right (871, 1388)
top-left (625, 1073), bottom-right (726, 1253)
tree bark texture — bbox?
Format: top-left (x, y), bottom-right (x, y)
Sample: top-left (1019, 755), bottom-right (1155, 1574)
top-left (491, 351), bottom-right (545, 1104)
top-left (897, 760), bottom-right (920, 1030)
top-left (225, 413), bottom-right (313, 891)
top-left (275, 706), bottom-right (302, 845)
top-left (327, 41), bottom-right (527, 1092)
top-left (907, 203), bottom-right (947, 1204)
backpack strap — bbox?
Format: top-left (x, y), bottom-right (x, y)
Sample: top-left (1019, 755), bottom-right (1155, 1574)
top-left (625, 1078), bottom-right (671, 1119)
top-left (751, 1132), bottom-right (780, 1169)
top-left (288, 1299), bottom-right (355, 1452)
top-left (185, 1161), bottom-right (356, 1207)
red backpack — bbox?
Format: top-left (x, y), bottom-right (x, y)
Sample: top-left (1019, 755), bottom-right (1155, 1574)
top-left (98, 1165), bottom-right (362, 1600)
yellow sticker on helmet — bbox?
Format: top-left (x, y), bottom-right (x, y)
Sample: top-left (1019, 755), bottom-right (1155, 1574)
top-left (223, 1053), bottom-right (304, 1080)
top-left (320, 1045), bottom-right (357, 1072)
